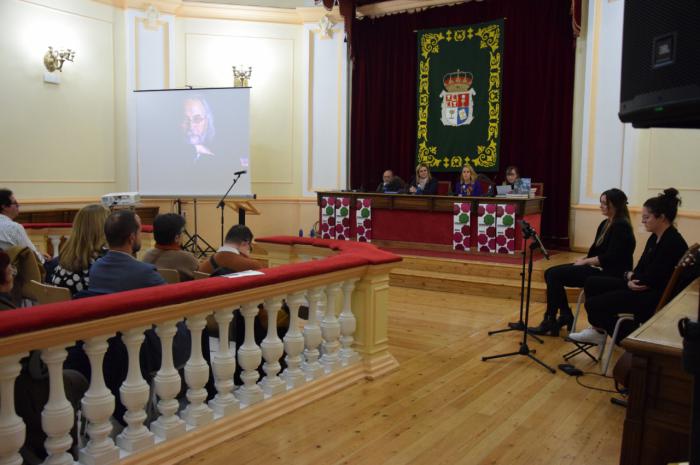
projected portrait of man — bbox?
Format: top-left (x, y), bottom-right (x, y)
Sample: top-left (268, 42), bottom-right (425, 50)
top-left (181, 96), bottom-right (216, 161)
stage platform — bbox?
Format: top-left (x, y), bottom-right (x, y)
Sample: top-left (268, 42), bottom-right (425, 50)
top-left (387, 248), bottom-right (584, 302)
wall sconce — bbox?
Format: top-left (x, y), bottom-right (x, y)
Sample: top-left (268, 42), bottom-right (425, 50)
top-left (232, 66), bottom-right (252, 87)
top-left (43, 46), bottom-right (75, 73)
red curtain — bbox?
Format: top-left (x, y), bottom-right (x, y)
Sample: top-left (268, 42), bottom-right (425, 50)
top-left (349, 0), bottom-right (576, 246)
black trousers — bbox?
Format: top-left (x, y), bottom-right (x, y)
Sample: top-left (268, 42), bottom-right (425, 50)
top-left (544, 264), bottom-right (603, 317)
top-left (583, 276), bottom-right (660, 340)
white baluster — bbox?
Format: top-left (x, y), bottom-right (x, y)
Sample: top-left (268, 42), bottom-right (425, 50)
top-left (182, 313), bottom-right (213, 427)
top-left (41, 346), bottom-right (74, 465)
top-left (339, 278), bottom-right (360, 365)
top-left (79, 336), bottom-right (119, 465)
top-left (281, 291), bottom-right (306, 389)
top-left (48, 235), bottom-right (62, 259)
top-left (116, 327), bottom-right (154, 453)
top-left (320, 283), bottom-right (342, 372)
top-left (259, 297), bottom-right (286, 396)
top-left (0, 353), bottom-right (27, 465)
top-left (302, 287), bottom-right (325, 380)
top-left (235, 303), bottom-right (263, 406)
top-left (209, 307), bottom-right (239, 416)
top-left (150, 321), bottom-right (186, 440)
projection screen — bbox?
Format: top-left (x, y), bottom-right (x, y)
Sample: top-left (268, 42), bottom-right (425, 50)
top-left (134, 87), bottom-right (251, 197)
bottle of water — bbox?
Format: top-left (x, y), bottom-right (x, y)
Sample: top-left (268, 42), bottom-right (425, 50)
top-left (298, 228), bottom-right (304, 237)
top-left (310, 228), bottom-right (316, 238)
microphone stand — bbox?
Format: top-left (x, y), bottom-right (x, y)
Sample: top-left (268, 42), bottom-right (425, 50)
top-left (217, 172), bottom-right (244, 246)
top-left (482, 223), bottom-right (555, 374)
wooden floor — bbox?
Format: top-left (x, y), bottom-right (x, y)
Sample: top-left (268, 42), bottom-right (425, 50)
top-left (178, 285), bottom-right (625, 465)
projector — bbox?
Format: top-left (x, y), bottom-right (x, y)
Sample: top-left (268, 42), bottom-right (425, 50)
top-left (101, 192), bottom-right (141, 208)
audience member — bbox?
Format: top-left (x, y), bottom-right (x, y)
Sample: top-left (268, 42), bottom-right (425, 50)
top-left (529, 188), bottom-right (635, 336)
top-left (47, 204), bottom-right (109, 295)
top-left (376, 169), bottom-right (406, 193)
top-left (198, 224), bottom-right (261, 274)
top-left (503, 165), bottom-right (520, 189)
top-left (88, 210), bottom-right (165, 294)
top-left (142, 213), bottom-right (199, 281)
top-left (571, 188), bottom-right (688, 346)
top-left (0, 250), bottom-right (15, 310)
top-left (454, 164), bottom-right (483, 197)
top-left (408, 163), bottom-right (438, 195)
top-left (0, 188), bottom-right (48, 263)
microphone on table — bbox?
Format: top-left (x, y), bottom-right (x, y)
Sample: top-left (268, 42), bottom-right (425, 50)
top-left (233, 170), bottom-right (247, 176)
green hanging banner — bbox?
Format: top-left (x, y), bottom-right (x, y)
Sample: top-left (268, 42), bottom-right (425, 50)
top-left (416, 19), bottom-right (504, 172)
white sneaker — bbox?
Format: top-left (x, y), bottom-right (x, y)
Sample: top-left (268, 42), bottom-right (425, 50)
top-left (568, 327), bottom-right (606, 346)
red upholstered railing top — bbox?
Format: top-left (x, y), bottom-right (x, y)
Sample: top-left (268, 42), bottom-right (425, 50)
top-left (0, 237), bottom-right (400, 337)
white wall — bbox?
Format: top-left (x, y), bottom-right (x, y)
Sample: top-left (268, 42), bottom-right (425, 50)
top-left (571, 0), bottom-right (700, 252)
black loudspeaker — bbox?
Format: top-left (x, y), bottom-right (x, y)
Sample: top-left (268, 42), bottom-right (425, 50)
top-left (619, 0), bottom-right (700, 128)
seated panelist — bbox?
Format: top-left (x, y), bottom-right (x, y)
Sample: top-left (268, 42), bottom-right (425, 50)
top-left (570, 188), bottom-right (689, 346)
top-left (376, 169), bottom-right (406, 193)
top-left (408, 163), bottom-right (438, 195)
top-left (503, 165), bottom-right (520, 189)
top-left (454, 164), bottom-right (482, 197)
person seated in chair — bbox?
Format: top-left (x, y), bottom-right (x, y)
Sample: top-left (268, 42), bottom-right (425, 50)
top-left (198, 224), bottom-right (261, 275)
top-left (529, 188), bottom-right (635, 336)
top-left (0, 250), bottom-right (15, 310)
top-left (48, 204), bottom-right (109, 296)
top-left (503, 165), bottom-right (520, 189)
top-left (88, 210), bottom-right (165, 294)
top-left (454, 164), bottom-right (483, 197)
top-left (376, 169), bottom-right (406, 193)
top-left (570, 188), bottom-right (688, 347)
top-left (408, 163), bottom-right (438, 195)
top-left (142, 213), bottom-right (199, 281)
top-left (0, 188), bottom-right (49, 263)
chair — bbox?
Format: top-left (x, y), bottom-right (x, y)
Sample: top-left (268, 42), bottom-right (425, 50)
top-left (193, 271), bottom-right (210, 280)
top-left (25, 280), bottom-right (70, 305)
top-left (157, 268), bottom-right (180, 284)
top-left (531, 182), bottom-right (544, 196)
top-left (437, 181), bottom-right (451, 195)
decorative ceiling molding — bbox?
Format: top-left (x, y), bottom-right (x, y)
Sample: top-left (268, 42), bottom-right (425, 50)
top-left (356, 0), bottom-right (472, 18)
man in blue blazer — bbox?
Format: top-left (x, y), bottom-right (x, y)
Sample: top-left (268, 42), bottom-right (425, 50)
top-left (89, 210), bottom-right (165, 294)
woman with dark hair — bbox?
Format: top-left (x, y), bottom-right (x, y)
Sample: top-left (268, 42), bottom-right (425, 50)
top-left (503, 165), bottom-right (520, 189)
top-left (529, 188), bottom-right (635, 336)
top-left (0, 250), bottom-right (15, 310)
top-left (570, 188), bottom-right (688, 347)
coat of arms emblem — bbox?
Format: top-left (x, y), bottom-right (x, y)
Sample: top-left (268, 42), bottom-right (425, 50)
top-left (439, 70), bottom-right (476, 126)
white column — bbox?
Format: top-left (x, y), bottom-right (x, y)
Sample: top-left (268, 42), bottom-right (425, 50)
top-left (79, 336), bottom-right (119, 465)
top-left (40, 346), bottom-right (74, 465)
top-left (209, 307), bottom-right (239, 416)
top-left (320, 282), bottom-right (342, 372)
top-left (302, 287), bottom-right (324, 380)
top-left (339, 278), bottom-right (360, 365)
top-left (117, 327), bottom-right (154, 453)
top-left (182, 313), bottom-right (213, 427)
top-left (48, 235), bottom-right (62, 258)
top-left (259, 297), bottom-right (285, 396)
top-left (235, 303), bottom-right (263, 406)
top-left (0, 354), bottom-right (27, 465)
top-left (150, 321), bottom-right (186, 440)
top-left (281, 291), bottom-right (306, 389)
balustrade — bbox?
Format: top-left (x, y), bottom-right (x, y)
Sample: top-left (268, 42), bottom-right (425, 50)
top-left (0, 237), bottom-right (399, 465)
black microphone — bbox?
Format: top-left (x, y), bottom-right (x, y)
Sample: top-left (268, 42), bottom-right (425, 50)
top-left (234, 170), bottom-right (247, 176)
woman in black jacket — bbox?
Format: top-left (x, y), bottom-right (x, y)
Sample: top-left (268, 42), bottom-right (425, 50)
top-left (529, 188), bottom-right (635, 336)
top-left (570, 188), bottom-right (688, 346)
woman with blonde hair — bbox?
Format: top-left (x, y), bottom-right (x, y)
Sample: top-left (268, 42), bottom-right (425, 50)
top-left (408, 163), bottom-right (438, 195)
top-left (454, 164), bottom-right (482, 197)
top-left (48, 204), bottom-right (109, 295)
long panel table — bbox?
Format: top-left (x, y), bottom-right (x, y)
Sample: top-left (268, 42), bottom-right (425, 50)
top-left (316, 191), bottom-right (544, 253)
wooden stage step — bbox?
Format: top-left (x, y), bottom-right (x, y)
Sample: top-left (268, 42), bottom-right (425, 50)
top-left (390, 252), bottom-right (583, 303)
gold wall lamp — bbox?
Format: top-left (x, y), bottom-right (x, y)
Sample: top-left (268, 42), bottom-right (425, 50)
top-left (43, 46), bottom-right (75, 73)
